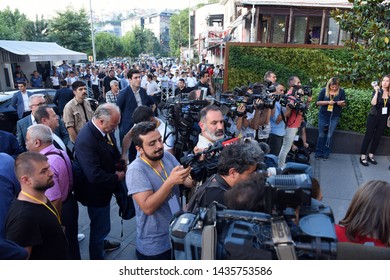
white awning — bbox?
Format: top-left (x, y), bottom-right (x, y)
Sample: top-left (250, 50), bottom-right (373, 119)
top-left (0, 40), bottom-right (87, 62)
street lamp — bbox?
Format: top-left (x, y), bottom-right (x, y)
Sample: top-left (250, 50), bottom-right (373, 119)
top-left (89, 0), bottom-right (96, 64)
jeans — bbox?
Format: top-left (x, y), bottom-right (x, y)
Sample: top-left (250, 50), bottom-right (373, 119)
top-left (315, 113), bottom-right (340, 158)
top-left (278, 127), bottom-right (298, 168)
top-left (87, 204), bottom-right (111, 260)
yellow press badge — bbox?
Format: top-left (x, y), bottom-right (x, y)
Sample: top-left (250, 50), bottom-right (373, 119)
top-left (327, 105), bottom-right (334, 112)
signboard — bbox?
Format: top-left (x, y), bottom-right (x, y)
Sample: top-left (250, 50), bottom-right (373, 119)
top-left (88, 55), bottom-right (93, 62)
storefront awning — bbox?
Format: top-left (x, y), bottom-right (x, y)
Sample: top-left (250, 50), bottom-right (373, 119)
top-left (0, 40), bottom-right (87, 62)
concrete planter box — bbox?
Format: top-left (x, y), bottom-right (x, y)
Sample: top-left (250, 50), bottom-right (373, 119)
top-left (306, 127), bottom-right (390, 156)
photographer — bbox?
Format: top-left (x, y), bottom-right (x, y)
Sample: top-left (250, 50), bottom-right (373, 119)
top-left (315, 77), bottom-right (346, 161)
top-left (268, 83), bottom-right (286, 156)
top-left (187, 142), bottom-right (262, 211)
top-left (278, 76), bottom-right (312, 168)
top-left (126, 121), bottom-right (193, 260)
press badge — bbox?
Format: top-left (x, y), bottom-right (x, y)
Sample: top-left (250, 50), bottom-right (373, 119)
top-left (327, 105), bottom-right (334, 112)
top-left (168, 194), bottom-right (180, 215)
top-left (382, 107), bottom-right (388, 115)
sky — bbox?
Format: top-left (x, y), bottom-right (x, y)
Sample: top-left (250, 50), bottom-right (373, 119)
top-left (0, 0), bottom-right (195, 20)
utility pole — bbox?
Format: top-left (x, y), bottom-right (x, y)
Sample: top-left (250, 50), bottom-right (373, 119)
top-left (89, 0), bottom-right (96, 64)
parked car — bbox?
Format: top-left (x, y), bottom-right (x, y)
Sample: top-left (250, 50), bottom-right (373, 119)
top-left (0, 88), bottom-right (98, 134)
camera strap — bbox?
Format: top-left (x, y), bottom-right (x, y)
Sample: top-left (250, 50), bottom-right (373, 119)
top-left (271, 217), bottom-right (297, 260)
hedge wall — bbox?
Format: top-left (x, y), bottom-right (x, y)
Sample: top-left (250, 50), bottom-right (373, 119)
top-left (227, 45), bottom-right (358, 90)
top-left (306, 88), bottom-right (390, 137)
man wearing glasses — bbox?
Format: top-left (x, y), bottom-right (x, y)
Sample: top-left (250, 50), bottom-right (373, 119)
top-left (16, 94), bottom-right (46, 151)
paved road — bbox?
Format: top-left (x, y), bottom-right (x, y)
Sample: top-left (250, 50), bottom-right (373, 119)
top-left (77, 153), bottom-right (390, 260)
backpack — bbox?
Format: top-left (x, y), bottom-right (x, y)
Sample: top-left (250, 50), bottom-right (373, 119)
top-left (114, 181), bottom-right (135, 221)
top-left (185, 174), bottom-right (228, 214)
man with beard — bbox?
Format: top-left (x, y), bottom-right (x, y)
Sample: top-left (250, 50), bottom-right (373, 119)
top-left (5, 152), bottom-right (69, 259)
top-left (195, 105), bottom-right (225, 150)
top-left (25, 124), bottom-right (80, 259)
top-left (126, 121), bottom-right (193, 260)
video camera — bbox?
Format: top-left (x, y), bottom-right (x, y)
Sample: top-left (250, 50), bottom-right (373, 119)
top-left (249, 81), bottom-right (277, 110)
top-left (170, 172), bottom-right (337, 260)
top-left (180, 137), bottom-right (240, 182)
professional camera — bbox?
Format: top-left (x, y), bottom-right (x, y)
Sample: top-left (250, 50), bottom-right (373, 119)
top-left (170, 173), bottom-right (337, 260)
top-left (161, 97), bottom-right (209, 160)
top-left (249, 81), bottom-right (277, 110)
top-left (180, 137), bottom-right (239, 182)
top-left (292, 84), bottom-right (313, 97)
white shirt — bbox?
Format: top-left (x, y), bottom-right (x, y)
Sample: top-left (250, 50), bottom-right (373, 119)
top-left (22, 92), bottom-right (30, 111)
top-left (53, 133), bottom-right (67, 151)
top-left (146, 80), bottom-right (161, 96)
top-left (186, 76), bottom-right (197, 88)
top-left (156, 118), bottom-right (174, 150)
top-left (196, 134), bottom-right (213, 149)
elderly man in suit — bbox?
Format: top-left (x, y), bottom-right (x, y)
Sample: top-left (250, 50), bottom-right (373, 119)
top-left (11, 82), bottom-right (33, 119)
top-left (74, 103), bottom-right (124, 259)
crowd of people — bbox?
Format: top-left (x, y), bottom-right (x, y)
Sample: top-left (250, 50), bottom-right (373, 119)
top-left (1, 63), bottom-right (389, 260)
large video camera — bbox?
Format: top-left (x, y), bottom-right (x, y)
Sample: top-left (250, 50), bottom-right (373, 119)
top-left (180, 137), bottom-right (239, 182)
top-left (161, 97), bottom-right (210, 159)
top-left (249, 81), bottom-right (277, 110)
top-left (170, 173), bottom-right (337, 260)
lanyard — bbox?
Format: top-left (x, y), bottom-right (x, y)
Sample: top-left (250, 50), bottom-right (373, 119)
top-left (384, 98), bottom-right (388, 107)
top-left (140, 157), bottom-right (168, 182)
top-left (21, 191), bottom-right (62, 225)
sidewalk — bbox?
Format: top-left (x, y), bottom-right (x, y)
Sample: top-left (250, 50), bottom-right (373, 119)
top-left (77, 153), bottom-right (390, 260)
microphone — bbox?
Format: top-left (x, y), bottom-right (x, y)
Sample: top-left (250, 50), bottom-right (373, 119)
top-left (336, 242), bottom-right (390, 260)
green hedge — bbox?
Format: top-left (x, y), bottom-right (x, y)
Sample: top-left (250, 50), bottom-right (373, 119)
top-left (306, 88), bottom-right (390, 136)
top-left (227, 45), bottom-right (370, 90)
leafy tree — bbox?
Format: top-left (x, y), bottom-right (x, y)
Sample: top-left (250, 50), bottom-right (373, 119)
top-left (95, 32), bottom-right (123, 60)
top-left (0, 7), bottom-right (30, 40)
top-left (169, 9), bottom-right (190, 58)
top-left (121, 26), bottom-right (161, 58)
top-left (23, 15), bottom-right (49, 41)
top-left (331, 0), bottom-right (390, 84)
top-left (48, 6), bottom-right (91, 53)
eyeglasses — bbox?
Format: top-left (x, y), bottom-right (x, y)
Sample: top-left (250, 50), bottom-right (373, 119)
top-left (31, 102), bottom-right (46, 107)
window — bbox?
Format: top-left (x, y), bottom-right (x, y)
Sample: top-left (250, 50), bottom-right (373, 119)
top-left (292, 16), bottom-right (307, 44)
top-left (272, 16), bottom-right (287, 43)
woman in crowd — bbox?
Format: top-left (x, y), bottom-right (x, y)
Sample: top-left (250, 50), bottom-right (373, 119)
top-left (359, 75), bottom-right (389, 166)
top-left (336, 180), bottom-right (390, 247)
top-left (314, 77), bottom-right (347, 160)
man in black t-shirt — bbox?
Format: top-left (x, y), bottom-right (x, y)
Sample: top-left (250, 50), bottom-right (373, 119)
top-left (5, 152), bottom-right (69, 260)
top-left (195, 142), bottom-right (261, 209)
top-left (102, 69), bottom-right (120, 99)
top-left (196, 71), bottom-right (215, 96)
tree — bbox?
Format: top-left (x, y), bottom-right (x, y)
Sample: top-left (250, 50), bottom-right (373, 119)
top-left (48, 6), bottom-right (91, 53)
top-left (169, 9), bottom-right (190, 58)
top-left (23, 15), bottom-right (49, 41)
top-left (95, 32), bottom-right (123, 60)
top-left (331, 0), bottom-right (390, 84)
top-left (0, 7), bottom-right (30, 40)
top-left (121, 26), bottom-right (161, 58)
